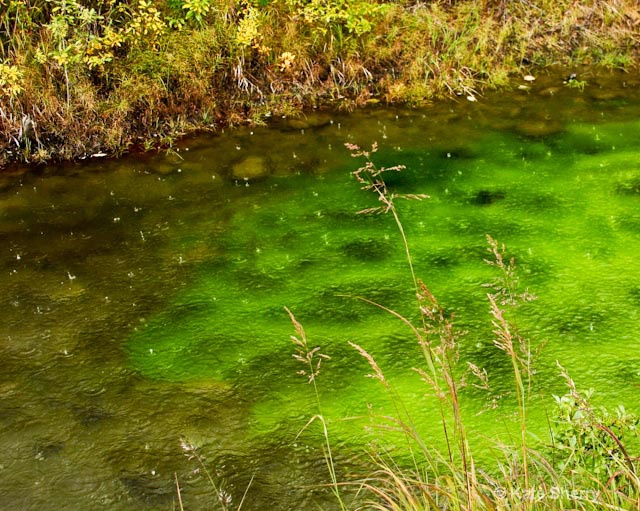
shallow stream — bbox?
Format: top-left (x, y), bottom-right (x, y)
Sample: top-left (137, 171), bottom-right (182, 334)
top-left (2, 70), bottom-right (640, 510)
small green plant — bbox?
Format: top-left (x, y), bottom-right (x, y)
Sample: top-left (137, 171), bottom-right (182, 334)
top-left (286, 0), bottom-right (390, 37)
top-left (0, 61), bottom-right (23, 99)
top-left (235, 4), bottom-right (262, 48)
top-left (552, 363), bottom-right (639, 483)
top-left (126, 0), bottom-right (166, 48)
top-left (181, 0), bottom-right (214, 26)
top-left (563, 74), bottom-right (587, 91)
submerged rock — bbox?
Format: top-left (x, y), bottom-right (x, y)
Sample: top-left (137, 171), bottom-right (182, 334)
top-left (439, 147), bottom-right (476, 160)
top-left (72, 404), bottom-right (114, 426)
top-left (538, 86), bottom-right (562, 97)
top-left (341, 238), bottom-right (391, 261)
top-left (514, 119), bottom-right (564, 138)
top-left (616, 178), bottom-right (640, 196)
top-left (33, 440), bottom-right (65, 460)
top-left (629, 287), bottom-right (640, 304)
top-left (615, 214), bottom-right (640, 233)
top-left (150, 162), bottom-right (178, 175)
top-left (46, 281), bottom-right (87, 301)
top-left (282, 112), bottom-right (332, 130)
top-left (231, 156), bottom-right (270, 180)
top-left (588, 87), bottom-right (626, 101)
top-left (119, 472), bottom-right (175, 505)
top-left (472, 189), bottom-right (505, 205)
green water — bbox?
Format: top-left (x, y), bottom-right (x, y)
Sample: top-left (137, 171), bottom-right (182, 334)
top-left (2, 71), bottom-right (640, 509)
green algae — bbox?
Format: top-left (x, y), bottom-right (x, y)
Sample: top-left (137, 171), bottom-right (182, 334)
top-left (3, 88), bottom-right (640, 509)
top-left (124, 97), bottom-right (640, 454)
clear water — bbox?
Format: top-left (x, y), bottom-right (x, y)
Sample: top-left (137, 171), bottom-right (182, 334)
top-left (2, 71), bottom-right (640, 510)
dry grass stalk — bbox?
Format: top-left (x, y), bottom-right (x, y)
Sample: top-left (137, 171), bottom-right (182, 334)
top-left (287, 306), bottom-right (330, 384)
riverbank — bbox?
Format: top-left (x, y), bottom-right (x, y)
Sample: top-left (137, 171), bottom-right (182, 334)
top-left (1, 0), bottom-right (639, 169)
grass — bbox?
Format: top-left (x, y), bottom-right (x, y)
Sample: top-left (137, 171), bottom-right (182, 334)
top-left (283, 143), bottom-right (640, 510)
top-left (178, 438), bottom-right (255, 511)
top-left (1, 0), bottom-right (640, 168)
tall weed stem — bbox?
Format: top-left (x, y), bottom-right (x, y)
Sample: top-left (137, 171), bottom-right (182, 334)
top-left (286, 307), bottom-right (348, 511)
top-left (484, 235), bottom-right (537, 495)
top-left (346, 142), bottom-right (479, 508)
top-left (346, 142), bottom-right (428, 294)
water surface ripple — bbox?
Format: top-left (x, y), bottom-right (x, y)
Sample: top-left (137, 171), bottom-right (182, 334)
top-left (2, 72), bottom-right (640, 510)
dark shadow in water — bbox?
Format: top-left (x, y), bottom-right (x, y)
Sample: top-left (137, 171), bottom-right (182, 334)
top-left (471, 189), bottom-right (506, 206)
